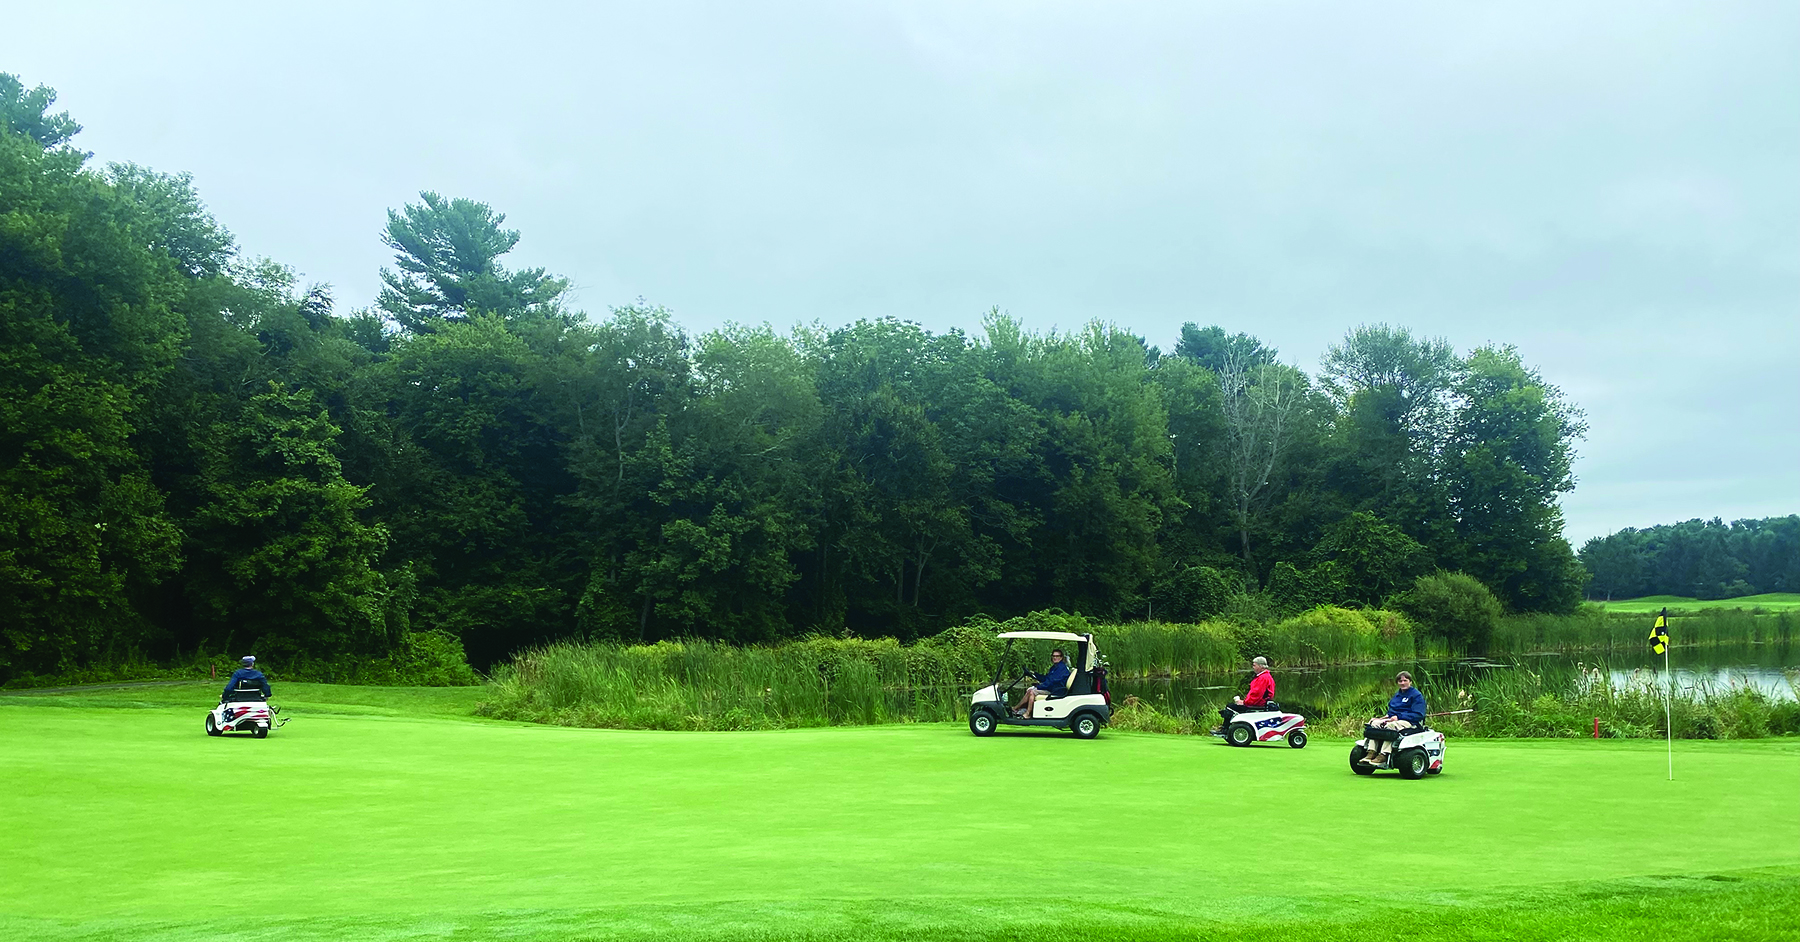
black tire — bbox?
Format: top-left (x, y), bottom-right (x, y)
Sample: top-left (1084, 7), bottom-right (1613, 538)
top-left (1397, 748), bottom-right (1428, 779)
top-left (1349, 744), bottom-right (1375, 775)
top-left (969, 710), bottom-right (997, 737)
top-left (1072, 713), bottom-right (1101, 740)
top-left (204, 714), bottom-right (222, 737)
top-left (1227, 723), bottom-right (1255, 747)
top-left (1287, 728), bottom-right (1308, 749)
top-left (251, 725), bottom-right (269, 739)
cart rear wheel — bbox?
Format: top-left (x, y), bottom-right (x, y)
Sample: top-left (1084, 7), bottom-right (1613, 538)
top-left (204, 714), bottom-right (222, 737)
top-left (1072, 713), bottom-right (1100, 739)
top-left (1227, 723), bottom-right (1254, 747)
top-left (252, 725), bottom-right (269, 739)
top-left (1349, 744), bottom-right (1374, 774)
top-left (1287, 728), bottom-right (1307, 749)
top-left (1398, 748), bottom-right (1428, 779)
top-left (969, 710), bottom-right (997, 737)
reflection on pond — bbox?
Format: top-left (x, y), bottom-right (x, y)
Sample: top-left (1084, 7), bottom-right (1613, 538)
top-left (1110, 643), bottom-right (1799, 720)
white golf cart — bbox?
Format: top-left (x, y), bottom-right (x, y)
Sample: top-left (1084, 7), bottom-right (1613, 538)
top-left (1349, 723), bottom-right (1446, 778)
top-left (204, 678), bottom-right (287, 738)
top-left (969, 630), bottom-right (1111, 739)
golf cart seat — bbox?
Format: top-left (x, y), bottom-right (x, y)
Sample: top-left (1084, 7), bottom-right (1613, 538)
top-left (1040, 666), bottom-right (1079, 700)
top-left (1362, 722), bottom-right (1429, 742)
top-left (224, 683), bottom-right (268, 702)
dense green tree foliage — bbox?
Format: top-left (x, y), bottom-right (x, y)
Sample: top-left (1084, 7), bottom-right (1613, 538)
top-left (1579, 515), bottom-right (1800, 600)
top-left (0, 76), bottom-right (1600, 678)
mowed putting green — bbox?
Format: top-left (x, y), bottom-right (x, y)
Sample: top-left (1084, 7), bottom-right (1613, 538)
top-left (1599, 592), bottom-right (1800, 613)
top-left (2, 685), bottom-right (1798, 941)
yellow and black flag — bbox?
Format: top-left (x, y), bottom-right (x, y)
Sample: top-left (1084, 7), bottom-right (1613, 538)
top-left (1649, 608), bottom-right (1669, 655)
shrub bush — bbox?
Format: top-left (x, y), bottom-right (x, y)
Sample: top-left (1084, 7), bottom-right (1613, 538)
top-left (1150, 565), bottom-right (1240, 622)
top-left (1398, 571), bottom-right (1503, 653)
top-left (1265, 561), bottom-right (1346, 615)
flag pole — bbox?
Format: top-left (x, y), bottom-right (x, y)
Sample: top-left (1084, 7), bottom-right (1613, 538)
top-left (1651, 606), bottom-right (1673, 781)
top-left (1664, 643), bottom-right (1673, 781)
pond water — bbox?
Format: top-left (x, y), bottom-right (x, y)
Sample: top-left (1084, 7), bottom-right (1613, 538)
top-left (1108, 643), bottom-right (1800, 718)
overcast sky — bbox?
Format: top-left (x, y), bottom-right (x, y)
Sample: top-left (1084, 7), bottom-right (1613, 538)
top-left (6, 1), bottom-right (1796, 544)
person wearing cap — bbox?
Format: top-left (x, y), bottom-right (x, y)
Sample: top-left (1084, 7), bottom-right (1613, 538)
top-left (1359, 671), bottom-right (1426, 765)
top-left (222, 656), bottom-right (270, 701)
top-left (1211, 656), bottom-right (1275, 733)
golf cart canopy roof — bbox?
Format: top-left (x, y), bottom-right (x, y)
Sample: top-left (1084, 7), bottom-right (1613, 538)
top-left (996, 631), bottom-right (1090, 642)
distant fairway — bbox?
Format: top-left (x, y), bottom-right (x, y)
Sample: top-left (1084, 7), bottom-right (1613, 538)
top-left (2, 684), bottom-right (1797, 941)
top-left (1598, 593), bottom-right (1800, 614)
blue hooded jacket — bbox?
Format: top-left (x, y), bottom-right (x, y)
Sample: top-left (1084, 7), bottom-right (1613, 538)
top-left (1034, 660), bottom-right (1071, 693)
top-left (1387, 686), bottom-right (1426, 723)
top-left (224, 667), bottom-right (270, 700)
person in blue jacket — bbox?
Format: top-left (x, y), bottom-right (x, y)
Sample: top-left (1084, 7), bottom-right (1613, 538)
top-left (1359, 671), bottom-right (1426, 765)
top-left (1011, 648), bottom-right (1071, 717)
top-left (222, 656), bottom-right (271, 701)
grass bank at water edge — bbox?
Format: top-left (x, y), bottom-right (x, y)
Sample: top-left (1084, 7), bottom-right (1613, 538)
top-left (1495, 609), bottom-right (1795, 652)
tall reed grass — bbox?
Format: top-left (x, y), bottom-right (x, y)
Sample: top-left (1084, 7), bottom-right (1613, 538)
top-left (478, 631), bottom-right (1004, 729)
top-left (1097, 607), bottom-right (1425, 677)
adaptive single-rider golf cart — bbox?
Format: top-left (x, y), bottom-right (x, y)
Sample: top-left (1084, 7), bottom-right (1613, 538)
top-left (1349, 723), bottom-right (1445, 778)
top-left (204, 679), bottom-right (287, 738)
top-left (969, 630), bottom-right (1111, 739)
top-left (1214, 705), bottom-right (1309, 748)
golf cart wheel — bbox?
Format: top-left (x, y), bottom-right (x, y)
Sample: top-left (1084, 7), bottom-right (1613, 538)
top-left (969, 710), bottom-right (997, 737)
top-left (1227, 723), bottom-right (1255, 747)
top-left (1349, 744), bottom-right (1374, 775)
top-left (1397, 748), bottom-right (1428, 780)
top-left (204, 715), bottom-right (222, 737)
top-left (1072, 713), bottom-right (1100, 740)
top-left (252, 725), bottom-right (269, 739)
top-left (1286, 729), bottom-right (1307, 749)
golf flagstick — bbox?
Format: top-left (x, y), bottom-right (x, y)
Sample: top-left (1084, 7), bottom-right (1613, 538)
top-left (1651, 607), bottom-right (1673, 781)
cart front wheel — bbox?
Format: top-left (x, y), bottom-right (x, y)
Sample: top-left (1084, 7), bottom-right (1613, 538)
top-left (970, 710), bottom-right (997, 737)
top-left (1287, 729), bottom-right (1307, 749)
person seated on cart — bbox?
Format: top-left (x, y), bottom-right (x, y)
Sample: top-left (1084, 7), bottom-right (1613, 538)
top-left (1359, 671), bottom-right (1426, 765)
top-left (1010, 648), bottom-right (1070, 716)
top-left (1211, 656), bottom-right (1275, 733)
top-left (222, 656), bottom-right (270, 701)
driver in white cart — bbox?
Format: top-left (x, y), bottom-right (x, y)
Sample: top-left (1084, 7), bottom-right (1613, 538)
top-left (1010, 648), bottom-right (1070, 717)
top-left (223, 655), bottom-right (270, 701)
top-left (1211, 655), bottom-right (1274, 733)
top-left (1360, 671), bottom-right (1426, 765)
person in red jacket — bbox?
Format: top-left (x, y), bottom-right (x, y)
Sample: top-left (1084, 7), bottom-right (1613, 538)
top-left (1212, 656), bottom-right (1275, 732)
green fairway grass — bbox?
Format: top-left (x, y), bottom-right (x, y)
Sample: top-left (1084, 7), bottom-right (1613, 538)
top-left (1599, 593), bottom-right (1800, 613)
top-left (3, 685), bottom-right (1797, 941)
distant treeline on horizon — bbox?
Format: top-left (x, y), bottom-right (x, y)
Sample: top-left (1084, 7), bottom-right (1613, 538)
top-left (5, 73), bottom-right (1589, 678)
top-left (1580, 516), bottom-right (1800, 602)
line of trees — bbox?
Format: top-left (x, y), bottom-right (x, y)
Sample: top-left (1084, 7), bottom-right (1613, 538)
top-left (1580, 516), bottom-right (1800, 601)
top-left (0, 75), bottom-right (1589, 678)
